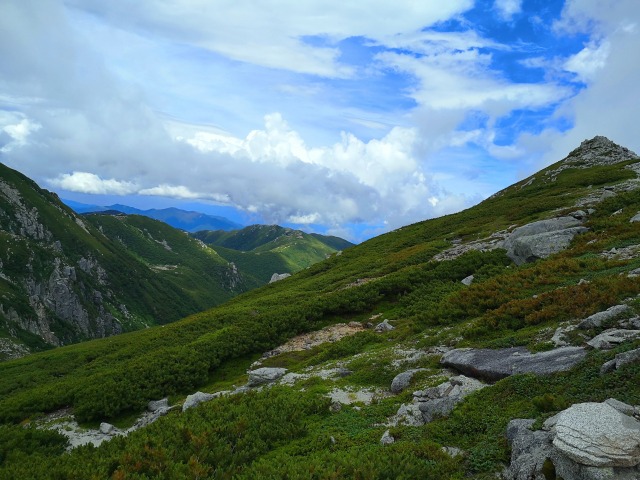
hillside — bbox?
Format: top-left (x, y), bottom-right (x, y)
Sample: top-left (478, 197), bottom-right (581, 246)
top-left (192, 224), bottom-right (354, 283)
top-left (65, 201), bottom-right (243, 232)
top-left (0, 165), bottom-right (251, 359)
top-left (0, 136), bottom-right (639, 479)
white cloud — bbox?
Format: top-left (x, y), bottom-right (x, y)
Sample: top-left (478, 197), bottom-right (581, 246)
top-left (49, 172), bottom-right (139, 195)
top-left (564, 40), bottom-right (610, 82)
top-left (138, 184), bottom-right (230, 202)
top-left (0, 111), bottom-right (40, 152)
top-left (494, 0), bottom-right (522, 21)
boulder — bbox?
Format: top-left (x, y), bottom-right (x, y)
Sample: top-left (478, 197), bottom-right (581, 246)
top-left (147, 398), bottom-right (169, 413)
top-left (578, 305), bottom-right (632, 329)
top-left (380, 429), bottom-right (395, 445)
top-left (461, 274), bottom-right (474, 286)
top-left (503, 419), bottom-right (553, 480)
top-left (600, 347), bottom-right (640, 374)
top-left (503, 216), bottom-right (588, 265)
top-left (269, 273), bottom-right (291, 283)
top-left (630, 213), bottom-right (640, 223)
top-left (182, 391), bottom-right (216, 411)
top-left (553, 402), bottom-right (640, 467)
top-left (587, 329), bottom-right (640, 350)
top-left (99, 422), bottom-right (117, 435)
top-left (390, 369), bottom-right (424, 394)
top-left (246, 367), bottom-right (288, 387)
top-left (374, 319), bottom-right (395, 332)
top-left (441, 346), bottom-right (587, 382)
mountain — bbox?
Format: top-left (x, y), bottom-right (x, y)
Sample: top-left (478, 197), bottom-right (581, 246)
top-left (192, 224), bottom-right (354, 283)
top-left (0, 164), bottom-right (251, 358)
top-left (1, 137), bottom-right (639, 479)
top-left (64, 200), bottom-right (243, 232)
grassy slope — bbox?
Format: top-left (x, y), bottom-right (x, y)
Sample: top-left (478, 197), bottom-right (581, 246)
top-left (0, 156), bottom-right (639, 478)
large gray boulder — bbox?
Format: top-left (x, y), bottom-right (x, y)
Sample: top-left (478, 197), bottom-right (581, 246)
top-left (578, 305), bottom-right (632, 329)
top-left (587, 329), bottom-right (640, 350)
top-left (630, 212), bottom-right (640, 223)
top-left (246, 367), bottom-right (288, 387)
top-left (147, 398), bottom-right (169, 413)
top-left (503, 217), bottom-right (588, 265)
top-left (441, 346), bottom-right (587, 382)
top-left (553, 402), bottom-right (640, 467)
top-left (601, 347), bottom-right (640, 374)
top-left (390, 369), bottom-right (425, 394)
top-left (182, 391), bottom-right (216, 411)
top-left (503, 419), bottom-right (553, 480)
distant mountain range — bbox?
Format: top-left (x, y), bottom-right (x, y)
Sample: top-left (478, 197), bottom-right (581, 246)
top-left (63, 200), bottom-right (243, 232)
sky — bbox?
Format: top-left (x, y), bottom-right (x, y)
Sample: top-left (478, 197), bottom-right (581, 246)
top-left (1, 0), bottom-right (639, 242)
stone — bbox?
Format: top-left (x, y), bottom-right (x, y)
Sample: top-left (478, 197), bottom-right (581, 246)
top-left (503, 418), bottom-right (553, 480)
top-left (329, 401), bottom-right (342, 413)
top-left (441, 346), bottom-right (587, 382)
top-left (600, 347), bottom-right (640, 374)
top-left (570, 210), bottom-right (588, 220)
top-left (147, 398), bottom-right (169, 412)
top-left (269, 273), bottom-right (291, 283)
top-left (99, 422), bottom-right (116, 435)
top-left (182, 391), bottom-right (216, 411)
top-left (587, 329), bottom-right (640, 350)
top-left (503, 216), bottom-right (588, 265)
top-left (604, 398), bottom-right (636, 417)
top-left (630, 213), bottom-right (640, 223)
top-left (391, 403), bottom-right (424, 426)
top-left (390, 369), bottom-right (424, 394)
top-left (374, 319), bottom-right (395, 332)
top-left (578, 305), bottom-right (632, 329)
top-left (461, 274), bottom-right (474, 286)
top-left (246, 367), bottom-right (288, 387)
top-left (442, 446), bottom-right (463, 457)
top-left (380, 429), bottom-right (395, 445)
top-left (553, 402), bottom-right (640, 467)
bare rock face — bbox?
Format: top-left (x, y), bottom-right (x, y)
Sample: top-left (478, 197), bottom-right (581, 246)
top-left (587, 329), bottom-right (640, 350)
top-left (578, 305), bottom-right (633, 329)
top-left (182, 391), bottom-right (217, 411)
top-left (246, 367), bottom-right (288, 387)
top-left (441, 346), bottom-right (587, 382)
top-left (269, 273), bottom-right (291, 283)
top-left (553, 402), bottom-right (640, 468)
top-left (503, 217), bottom-right (588, 265)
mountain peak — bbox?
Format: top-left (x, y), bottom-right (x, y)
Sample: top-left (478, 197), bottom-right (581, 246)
top-left (563, 135), bottom-right (637, 168)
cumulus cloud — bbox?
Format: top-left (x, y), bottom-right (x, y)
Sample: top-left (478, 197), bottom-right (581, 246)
top-left (50, 172), bottom-right (139, 195)
top-left (494, 0), bottom-right (522, 21)
top-left (564, 40), bottom-right (610, 82)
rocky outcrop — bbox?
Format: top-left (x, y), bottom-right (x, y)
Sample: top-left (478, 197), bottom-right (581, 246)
top-left (380, 430), bottom-right (395, 445)
top-left (601, 348), bottom-right (640, 374)
top-left (587, 329), bottom-right (640, 350)
top-left (502, 217), bottom-right (588, 265)
top-left (578, 304), bottom-right (633, 329)
top-left (182, 391), bottom-right (217, 411)
top-left (374, 319), bottom-right (395, 332)
top-left (461, 274), bottom-right (474, 286)
top-left (246, 367), bottom-right (288, 387)
top-left (505, 399), bottom-right (640, 480)
top-left (390, 369), bottom-right (425, 394)
top-left (390, 375), bottom-right (485, 426)
top-left (269, 273), bottom-right (291, 283)
top-left (441, 346), bottom-right (587, 382)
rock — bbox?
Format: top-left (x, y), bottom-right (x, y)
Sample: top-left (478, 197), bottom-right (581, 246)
top-left (246, 367), bottom-right (288, 387)
top-left (182, 391), bottom-right (216, 411)
top-left (503, 216), bottom-right (588, 265)
top-left (329, 402), bottom-right (342, 413)
top-left (380, 429), bottom-right (395, 445)
top-left (441, 346), bottom-right (587, 382)
top-left (147, 398), bottom-right (169, 412)
top-left (604, 398), bottom-right (636, 417)
top-left (442, 446), bottom-right (463, 457)
top-left (269, 273), bottom-right (291, 283)
top-left (374, 319), bottom-right (395, 332)
top-left (461, 274), bottom-right (474, 286)
top-left (600, 347), bottom-right (640, 374)
top-left (553, 402), bottom-right (640, 467)
top-left (570, 210), bottom-right (588, 220)
top-left (391, 403), bottom-right (424, 426)
top-left (551, 324), bottom-right (577, 347)
top-left (587, 329), bottom-right (640, 350)
top-left (503, 418), bottom-right (553, 480)
top-left (99, 422), bottom-right (117, 435)
top-left (578, 305), bottom-right (632, 329)
top-left (390, 369), bottom-right (424, 394)
top-left (631, 213), bottom-right (640, 223)
top-left (628, 268), bottom-right (640, 278)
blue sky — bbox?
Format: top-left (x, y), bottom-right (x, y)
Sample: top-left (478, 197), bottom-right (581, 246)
top-left (0, 0), bottom-right (639, 241)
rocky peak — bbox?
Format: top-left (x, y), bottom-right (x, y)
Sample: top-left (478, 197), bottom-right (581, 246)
top-left (563, 136), bottom-right (637, 168)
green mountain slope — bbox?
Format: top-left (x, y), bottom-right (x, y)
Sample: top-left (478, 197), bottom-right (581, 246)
top-left (0, 164), bottom-right (249, 358)
top-left (1, 137), bottom-right (639, 479)
top-left (192, 224), bottom-right (354, 282)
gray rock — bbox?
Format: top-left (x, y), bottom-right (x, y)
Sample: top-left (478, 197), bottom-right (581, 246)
top-left (147, 398), bottom-right (169, 412)
top-left (630, 213), bottom-right (640, 223)
top-left (553, 402), bottom-right (640, 467)
top-left (182, 391), bottom-right (216, 411)
top-left (413, 375), bottom-right (485, 424)
top-left (441, 346), bottom-right (587, 382)
top-left (374, 319), bottom-right (395, 332)
top-left (442, 446), bottom-right (463, 457)
top-left (587, 329), bottom-right (640, 350)
top-left (503, 418), bottom-right (553, 480)
top-left (269, 273), bottom-right (291, 283)
top-left (604, 398), bottom-right (636, 417)
top-left (390, 403), bottom-right (424, 426)
top-left (99, 422), bottom-right (117, 435)
top-left (390, 369), bottom-right (424, 394)
top-left (461, 274), bottom-right (474, 286)
top-left (380, 429), bottom-right (395, 445)
top-left (246, 367), bottom-right (288, 387)
top-left (503, 217), bottom-right (588, 265)
top-left (600, 347), bottom-right (640, 374)
top-left (628, 268), bottom-right (640, 278)
top-left (578, 305), bottom-right (632, 329)
top-left (570, 210), bottom-right (588, 220)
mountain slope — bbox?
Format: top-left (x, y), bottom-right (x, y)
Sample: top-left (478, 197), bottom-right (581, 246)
top-left (1, 137), bottom-right (639, 479)
top-left (192, 224), bottom-right (353, 283)
top-left (0, 165), bottom-right (249, 358)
